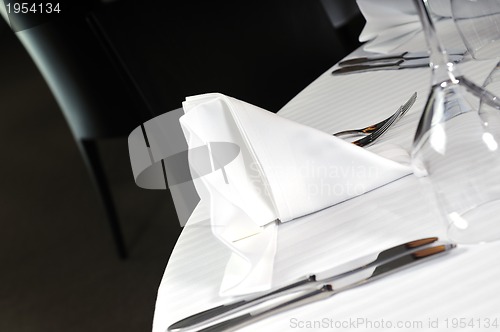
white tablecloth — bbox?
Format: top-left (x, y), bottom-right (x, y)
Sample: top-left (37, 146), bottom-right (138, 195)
top-left (152, 21), bottom-right (500, 332)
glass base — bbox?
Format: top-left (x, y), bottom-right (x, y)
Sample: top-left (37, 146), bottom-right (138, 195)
top-left (447, 199), bottom-right (500, 244)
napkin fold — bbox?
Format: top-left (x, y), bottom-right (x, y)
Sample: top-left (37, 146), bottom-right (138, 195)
top-left (357, 0), bottom-right (452, 54)
top-left (180, 93), bottom-right (411, 296)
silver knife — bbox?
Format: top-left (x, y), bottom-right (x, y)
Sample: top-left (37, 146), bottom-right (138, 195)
top-left (332, 55), bottom-right (463, 76)
top-left (193, 242), bottom-right (456, 332)
top-left (339, 50), bottom-right (464, 66)
top-left (167, 237), bottom-right (439, 331)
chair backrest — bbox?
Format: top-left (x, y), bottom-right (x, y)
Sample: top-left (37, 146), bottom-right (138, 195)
top-left (3, 0), bottom-right (349, 140)
top-left (3, 0), bottom-right (151, 140)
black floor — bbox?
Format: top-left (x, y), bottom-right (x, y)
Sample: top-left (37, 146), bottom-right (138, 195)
top-left (0, 21), bottom-right (182, 332)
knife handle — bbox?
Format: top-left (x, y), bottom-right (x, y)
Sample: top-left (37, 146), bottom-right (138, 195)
top-left (332, 60), bottom-right (404, 76)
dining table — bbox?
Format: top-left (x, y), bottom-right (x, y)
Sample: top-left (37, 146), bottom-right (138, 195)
top-left (150, 17), bottom-right (500, 332)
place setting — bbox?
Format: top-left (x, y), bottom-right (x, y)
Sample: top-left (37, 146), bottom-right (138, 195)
top-left (126, 1), bottom-right (500, 331)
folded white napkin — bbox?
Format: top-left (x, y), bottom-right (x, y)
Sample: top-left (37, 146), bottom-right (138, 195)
top-left (357, 0), bottom-right (452, 54)
top-left (180, 93), bottom-right (411, 296)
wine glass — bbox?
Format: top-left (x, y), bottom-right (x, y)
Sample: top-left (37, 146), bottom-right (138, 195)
top-left (451, 0), bottom-right (500, 60)
top-left (478, 63), bottom-right (500, 151)
top-left (411, 0), bottom-right (500, 244)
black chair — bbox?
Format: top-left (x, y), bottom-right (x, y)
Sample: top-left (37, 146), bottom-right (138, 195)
top-left (3, 0), bottom-right (354, 258)
top-left (4, 0), bottom-right (153, 258)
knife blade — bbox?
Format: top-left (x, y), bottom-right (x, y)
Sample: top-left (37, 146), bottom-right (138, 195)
top-left (194, 242), bottom-right (456, 332)
top-left (167, 237), bottom-right (439, 331)
top-left (332, 55), bottom-right (463, 76)
top-left (339, 50), bottom-right (464, 66)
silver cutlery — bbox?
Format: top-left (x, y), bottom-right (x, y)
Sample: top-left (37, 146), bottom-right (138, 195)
top-left (332, 55), bottom-right (463, 76)
top-left (333, 58), bottom-right (427, 75)
top-left (336, 92), bottom-right (417, 147)
top-left (338, 50), bottom-right (464, 66)
top-left (167, 236), bottom-right (439, 331)
top-left (191, 242), bottom-right (456, 332)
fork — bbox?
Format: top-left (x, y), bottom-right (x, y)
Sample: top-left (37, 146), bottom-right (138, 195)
top-left (334, 92), bottom-right (417, 147)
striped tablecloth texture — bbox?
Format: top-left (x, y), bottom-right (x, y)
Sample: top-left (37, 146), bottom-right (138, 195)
top-left (153, 19), bottom-right (500, 332)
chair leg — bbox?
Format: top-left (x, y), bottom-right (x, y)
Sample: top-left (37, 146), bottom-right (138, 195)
top-left (78, 139), bottom-right (128, 259)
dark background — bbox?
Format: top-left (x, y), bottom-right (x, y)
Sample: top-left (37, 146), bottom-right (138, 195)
top-left (0, 1), bottom-right (364, 331)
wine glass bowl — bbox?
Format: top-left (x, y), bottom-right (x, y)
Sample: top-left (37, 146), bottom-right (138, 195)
top-left (412, 0), bottom-right (500, 244)
top-left (413, 91), bottom-right (500, 243)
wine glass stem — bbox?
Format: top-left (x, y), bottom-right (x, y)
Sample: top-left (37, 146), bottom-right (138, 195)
top-left (413, 0), bottom-right (460, 85)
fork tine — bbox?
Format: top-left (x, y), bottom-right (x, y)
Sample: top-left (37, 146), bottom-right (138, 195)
top-left (352, 109), bottom-right (399, 147)
top-left (334, 92), bottom-right (417, 139)
top-left (353, 92), bottom-right (417, 147)
top-left (368, 108), bottom-right (400, 141)
top-left (398, 92), bottom-right (418, 119)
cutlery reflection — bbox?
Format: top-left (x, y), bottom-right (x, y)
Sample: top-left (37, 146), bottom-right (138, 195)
top-left (190, 242), bottom-right (456, 332)
top-left (167, 237), bottom-right (439, 331)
